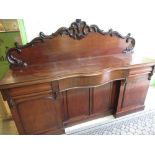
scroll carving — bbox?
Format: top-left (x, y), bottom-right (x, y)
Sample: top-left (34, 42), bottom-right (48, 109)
top-left (7, 19), bottom-right (135, 67)
top-left (148, 66), bottom-right (155, 80)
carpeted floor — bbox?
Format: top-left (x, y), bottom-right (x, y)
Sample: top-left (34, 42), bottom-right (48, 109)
top-left (66, 109), bottom-right (155, 135)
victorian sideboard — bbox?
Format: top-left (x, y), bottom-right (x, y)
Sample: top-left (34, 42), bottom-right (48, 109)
top-left (0, 19), bottom-right (155, 134)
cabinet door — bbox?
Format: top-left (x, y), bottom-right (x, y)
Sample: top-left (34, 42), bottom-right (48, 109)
top-left (62, 82), bottom-right (120, 126)
top-left (10, 95), bottom-right (64, 134)
top-left (116, 74), bottom-right (150, 117)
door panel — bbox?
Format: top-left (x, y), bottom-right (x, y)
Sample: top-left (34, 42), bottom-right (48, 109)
top-left (65, 88), bottom-right (89, 120)
top-left (12, 95), bottom-right (63, 134)
top-left (116, 74), bottom-right (150, 117)
top-left (122, 75), bottom-right (150, 108)
top-left (93, 81), bottom-right (120, 114)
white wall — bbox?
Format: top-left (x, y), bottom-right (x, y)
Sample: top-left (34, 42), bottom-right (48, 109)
top-left (23, 0), bottom-right (155, 57)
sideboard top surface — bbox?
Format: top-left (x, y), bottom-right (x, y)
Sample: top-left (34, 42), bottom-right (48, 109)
top-left (0, 53), bottom-right (155, 89)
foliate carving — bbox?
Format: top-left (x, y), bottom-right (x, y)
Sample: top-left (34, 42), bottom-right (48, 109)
top-left (40, 19), bottom-right (104, 40)
top-left (7, 19), bottom-right (135, 67)
top-left (39, 19), bottom-right (135, 44)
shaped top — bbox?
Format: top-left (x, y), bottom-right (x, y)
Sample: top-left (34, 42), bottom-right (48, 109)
top-left (6, 19), bottom-right (135, 69)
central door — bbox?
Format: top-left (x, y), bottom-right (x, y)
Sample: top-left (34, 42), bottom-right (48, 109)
top-left (63, 81), bottom-right (120, 127)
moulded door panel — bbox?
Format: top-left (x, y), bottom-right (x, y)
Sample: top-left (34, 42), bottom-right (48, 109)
top-left (93, 81), bottom-right (120, 115)
top-left (64, 88), bottom-right (90, 120)
top-left (11, 95), bottom-right (63, 134)
top-left (122, 75), bottom-right (150, 108)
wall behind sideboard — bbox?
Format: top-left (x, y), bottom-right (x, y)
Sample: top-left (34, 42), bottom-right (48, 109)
top-left (22, 0), bottom-right (155, 57)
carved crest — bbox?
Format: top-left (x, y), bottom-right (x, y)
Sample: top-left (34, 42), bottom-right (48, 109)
top-left (7, 19), bottom-right (135, 67)
top-left (40, 19), bottom-right (104, 40)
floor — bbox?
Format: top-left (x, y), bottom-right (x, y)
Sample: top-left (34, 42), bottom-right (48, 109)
top-left (66, 109), bottom-right (155, 135)
top-left (0, 86), bottom-right (155, 135)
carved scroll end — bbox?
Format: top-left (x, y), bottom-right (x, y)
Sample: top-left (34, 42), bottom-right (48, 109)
top-left (7, 47), bottom-right (28, 68)
top-left (123, 36), bottom-right (135, 53)
top-left (148, 66), bottom-right (155, 80)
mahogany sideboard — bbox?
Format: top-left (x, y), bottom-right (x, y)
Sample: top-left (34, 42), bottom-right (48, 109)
top-left (0, 19), bottom-right (155, 135)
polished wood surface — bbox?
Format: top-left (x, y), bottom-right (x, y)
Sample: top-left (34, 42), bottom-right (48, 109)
top-left (0, 19), bottom-right (155, 134)
top-left (0, 53), bottom-right (154, 89)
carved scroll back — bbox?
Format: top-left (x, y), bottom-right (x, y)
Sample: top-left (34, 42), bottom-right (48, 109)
top-left (7, 19), bottom-right (135, 68)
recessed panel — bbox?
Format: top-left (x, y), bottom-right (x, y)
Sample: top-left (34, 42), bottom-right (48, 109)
top-left (66, 88), bottom-right (89, 119)
top-left (17, 97), bottom-right (61, 134)
top-left (93, 81), bottom-right (120, 114)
